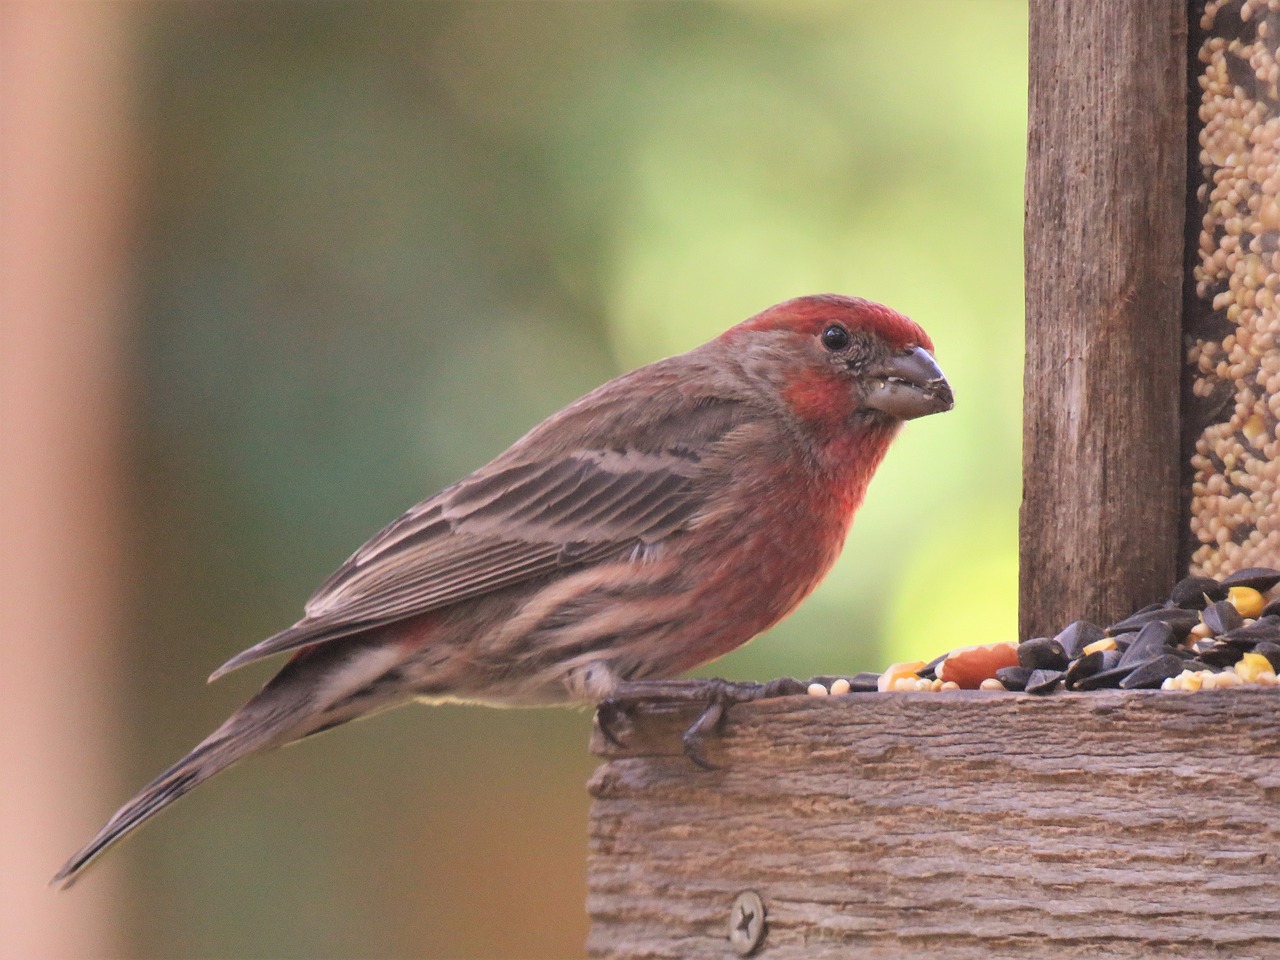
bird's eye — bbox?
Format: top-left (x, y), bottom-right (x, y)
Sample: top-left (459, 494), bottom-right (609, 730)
top-left (821, 324), bottom-right (851, 352)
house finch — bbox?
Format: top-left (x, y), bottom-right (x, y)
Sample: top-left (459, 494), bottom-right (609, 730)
top-left (54, 293), bottom-right (952, 887)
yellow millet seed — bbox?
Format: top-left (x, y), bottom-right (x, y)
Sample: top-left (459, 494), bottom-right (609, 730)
top-left (829, 678), bottom-right (851, 696)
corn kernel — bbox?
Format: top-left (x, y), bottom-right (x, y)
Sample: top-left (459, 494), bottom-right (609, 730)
top-left (877, 660), bottom-right (926, 693)
top-left (1082, 637), bottom-right (1118, 655)
top-left (1243, 414), bottom-right (1268, 447)
top-left (1235, 651), bottom-right (1276, 683)
top-left (1228, 586), bottom-right (1266, 618)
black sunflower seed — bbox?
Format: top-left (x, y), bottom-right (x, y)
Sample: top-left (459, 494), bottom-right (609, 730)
top-left (1017, 636), bottom-right (1069, 671)
top-left (917, 651), bottom-right (948, 681)
top-left (1218, 615), bottom-right (1280, 648)
top-left (849, 672), bottom-right (881, 693)
top-left (1064, 650), bottom-right (1105, 690)
top-left (1202, 599), bottom-right (1244, 636)
top-left (1025, 668), bottom-right (1064, 694)
top-left (1075, 659), bottom-right (1134, 690)
top-left (1055, 621), bottom-right (1105, 659)
top-left (1220, 566), bottom-right (1280, 592)
top-left (1190, 640), bottom-right (1241, 668)
top-left (995, 665), bottom-right (1033, 691)
top-left (1118, 621), bottom-right (1177, 668)
top-left (1119, 654), bottom-right (1186, 689)
top-left (1107, 607), bottom-right (1201, 637)
top-left (1167, 575), bottom-right (1226, 609)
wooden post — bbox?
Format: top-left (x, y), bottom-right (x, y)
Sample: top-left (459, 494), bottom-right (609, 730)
top-left (587, 688), bottom-right (1280, 958)
top-left (1020, 0), bottom-right (1186, 639)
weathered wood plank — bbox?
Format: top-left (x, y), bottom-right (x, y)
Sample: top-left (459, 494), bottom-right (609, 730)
top-left (1021, 0), bottom-right (1187, 637)
top-left (587, 687), bottom-right (1280, 958)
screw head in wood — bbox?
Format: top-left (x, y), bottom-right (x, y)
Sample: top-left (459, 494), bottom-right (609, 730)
top-left (728, 889), bottom-right (766, 956)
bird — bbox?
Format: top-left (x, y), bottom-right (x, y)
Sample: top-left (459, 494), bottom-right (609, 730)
top-left (53, 292), bottom-right (952, 887)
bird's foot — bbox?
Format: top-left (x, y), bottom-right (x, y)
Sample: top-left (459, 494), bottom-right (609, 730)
top-left (595, 677), bottom-right (806, 769)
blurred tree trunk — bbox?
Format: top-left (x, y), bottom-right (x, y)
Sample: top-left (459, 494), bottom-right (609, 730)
top-left (0, 3), bottom-right (135, 955)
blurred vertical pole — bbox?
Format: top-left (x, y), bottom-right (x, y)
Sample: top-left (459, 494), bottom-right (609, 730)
top-left (0, 2), bottom-right (134, 956)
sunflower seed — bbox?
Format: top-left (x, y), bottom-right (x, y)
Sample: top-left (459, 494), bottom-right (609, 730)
top-left (848, 672), bottom-right (881, 693)
top-left (1017, 637), bottom-right (1069, 671)
top-left (1167, 575), bottom-right (1226, 609)
top-left (1218, 615), bottom-right (1280, 648)
top-left (1119, 654), bottom-right (1186, 689)
top-left (1075, 660), bottom-right (1134, 690)
top-left (1219, 566), bottom-right (1280, 592)
top-left (1190, 640), bottom-right (1241, 668)
top-left (1064, 650), bottom-right (1105, 690)
top-left (994, 665), bottom-right (1033, 691)
top-left (1202, 599), bottom-right (1244, 636)
top-left (1118, 621), bottom-right (1177, 668)
top-left (1106, 606), bottom-right (1201, 637)
top-left (1055, 621), bottom-right (1105, 659)
top-left (1024, 668), bottom-right (1064, 694)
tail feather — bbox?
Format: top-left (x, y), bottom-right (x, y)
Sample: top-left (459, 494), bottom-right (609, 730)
top-left (54, 632), bottom-right (419, 888)
top-left (50, 703), bottom-right (293, 889)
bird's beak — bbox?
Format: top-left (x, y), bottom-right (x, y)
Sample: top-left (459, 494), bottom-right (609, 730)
top-left (862, 346), bottom-right (954, 421)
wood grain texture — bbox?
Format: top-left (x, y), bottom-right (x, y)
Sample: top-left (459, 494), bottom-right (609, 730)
top-left (587, 687), bottom-right (1280, 958)
top-left (1021, 0), bottom-right (1188, 638)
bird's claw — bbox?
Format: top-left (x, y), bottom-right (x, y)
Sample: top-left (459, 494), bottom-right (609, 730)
top-left (594, 697), bottom-right (631, 748)
top-left (597, 677), bottom-right (806, 768)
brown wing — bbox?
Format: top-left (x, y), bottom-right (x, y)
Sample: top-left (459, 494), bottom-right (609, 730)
top-left (210, 391), bottom-right (746, 679)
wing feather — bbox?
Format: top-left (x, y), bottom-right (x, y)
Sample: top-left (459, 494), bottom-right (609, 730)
top-left (210, 386), bottom-right (748, 680)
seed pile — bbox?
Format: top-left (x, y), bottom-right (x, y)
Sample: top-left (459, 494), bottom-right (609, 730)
top-left (808, 567), bottom-right (1280, 696)
top-left (1186, 0), bottom-right (1280, 578)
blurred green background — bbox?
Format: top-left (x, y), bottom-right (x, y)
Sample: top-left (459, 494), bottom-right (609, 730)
top-left (86, 2), bottom-right (1024, 956)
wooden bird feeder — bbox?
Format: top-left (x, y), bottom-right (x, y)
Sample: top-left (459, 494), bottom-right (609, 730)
top-left (584, 2), bottom-right (1280, 955)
